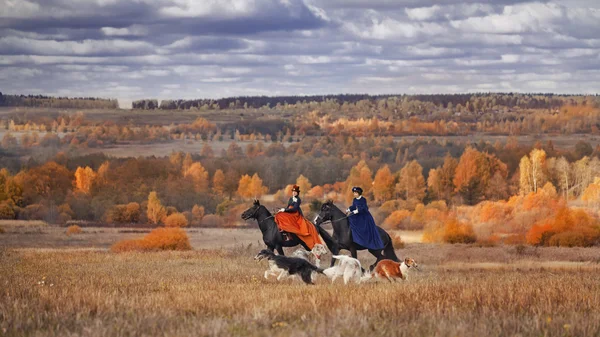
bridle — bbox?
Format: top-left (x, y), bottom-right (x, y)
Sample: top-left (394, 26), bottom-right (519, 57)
top-left (247, 205), bottom-right (275, 225)
top-left (315, 208), bottom-right (350, 225)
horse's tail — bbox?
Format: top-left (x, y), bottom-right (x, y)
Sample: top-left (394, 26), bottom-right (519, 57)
top-left (316, 225), bottom-right (339, 255)
top-left (383, 232), bottom-right (400, 262)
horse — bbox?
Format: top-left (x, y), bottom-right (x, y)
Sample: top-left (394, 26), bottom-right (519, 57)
top-left (241, 200), bottom-right (338, 258)
top-left (314, 200), bottom-right (399, 271)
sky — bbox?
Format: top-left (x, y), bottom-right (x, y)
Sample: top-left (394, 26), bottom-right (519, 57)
top-left (1, 0), bottom-right (599, 108)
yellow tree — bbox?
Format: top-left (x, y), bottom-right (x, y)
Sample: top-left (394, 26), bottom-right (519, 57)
top-left (236, 174), bottom-right (253, 199)
top-left (372, 165), bottom-right (395, 203)
top-left (295, 174), bottom-right (312, 195)
top-left (182, 153), bottom-right (193, 173)
top-left (147, 191), bottom-right (166, 225)
top-left (453, 147), bottom-right (496, 205)
top-left (184, 162), bottom-right (209, 192)
top-left (74, 166), bottom-right (97, 194)
top-left (344, 160), bottom-right (373, 203)
top-left (519, 156), bottom-right (533, 195)
top-left (212, 169), bottom-right (226, 196)
top-left (520, 149), bottom-right (547, 194)
top-left (249, 173), bottom-right (268, 198)
top-left (530, 149), bottom-right (547, 193)
top-left (396, 160), bottom-right (425, 206)
top-left (582, 177), bottom-right (600, 208)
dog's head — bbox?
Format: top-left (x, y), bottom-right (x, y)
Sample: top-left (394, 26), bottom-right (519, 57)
top-left (254, 249), bottom-right (275, 262)
top-left (404, 257), bottom-right (418, 269)
top-left (311, 244), bottom-right (328, 260)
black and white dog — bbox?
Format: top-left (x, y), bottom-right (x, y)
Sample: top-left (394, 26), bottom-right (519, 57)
top-left (254, 249), bottom-right (324, 285)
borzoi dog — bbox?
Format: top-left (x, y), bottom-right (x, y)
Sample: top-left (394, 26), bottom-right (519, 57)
top-left (254, 249), bottom-right (324, 285)
top-left (361, 258), bottom-right (418, 282)
top-left (323, 255), bottom-right (363, 285)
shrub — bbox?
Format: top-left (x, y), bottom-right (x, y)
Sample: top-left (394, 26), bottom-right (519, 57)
top-left (66, 225), bottom-right (83, 236)
top-left (201, 214), bottom-right (223, 227)
top-left (191, 204), bottom-right (205, 225)
top-left (382, 210), bottom-right (411, 229)
top-left (0, 200), bottom-right (16, 219)
top-left (526, 223), bottom-right (555, 246)
top-left (442, 218), bottom-right (476, 244)
top-left (111, 227), bottom-right (191, 252)
top-left (164, 213), bottom-right (188, 227)
top-left (548, 231), bottom-right (588, 247)
top-left (390, 233), bottom-right (405, 249)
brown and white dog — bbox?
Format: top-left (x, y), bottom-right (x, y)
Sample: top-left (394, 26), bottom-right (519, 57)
top-left (361, 258), bottom-right (418, 282)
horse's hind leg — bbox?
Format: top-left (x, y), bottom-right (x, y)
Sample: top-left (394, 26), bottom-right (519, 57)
top-left (368, 249), bottom-right (384, 271)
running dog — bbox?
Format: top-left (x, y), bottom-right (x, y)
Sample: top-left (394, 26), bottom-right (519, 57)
top-left (323, 255), bottom-right (363, 285)
top-left (254, 249), bottom-right (324, 285)
top-left (361, 258), bottom-right (418, 282)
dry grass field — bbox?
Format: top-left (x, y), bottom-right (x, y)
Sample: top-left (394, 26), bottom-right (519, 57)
top-left (1, 226), bottom-right (600, 337)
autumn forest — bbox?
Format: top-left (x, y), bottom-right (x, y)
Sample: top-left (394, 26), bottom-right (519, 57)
top-left (0, 93), bottom-right (599, 248)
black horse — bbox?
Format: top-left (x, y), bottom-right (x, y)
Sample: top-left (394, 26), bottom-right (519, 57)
top-left (241, 200), bottom-right (338, 258)
top-left (314, 200), bottom-right (399, 270)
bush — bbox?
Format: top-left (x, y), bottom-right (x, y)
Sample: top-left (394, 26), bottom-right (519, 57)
top-left (0, 200), bottom-right (16, 219)
top-left (548, 231), bottom-right (589, 247)
top-left (66, 225), bottom-right (83, 236)
top-left (390, 233), bottom-right (405, 249)
top-left (111, 227), bottom-right (191, 252)
top-left (442, 218), bottom-right (476, 244)
top-left (383, 210), bottom-right (411, 229)
top-left (526, 223), bottom-right (555, 246)
top-left (164, 213), bottom-right (188, 227)
top-left (201, 214), bottom-right (223, 227)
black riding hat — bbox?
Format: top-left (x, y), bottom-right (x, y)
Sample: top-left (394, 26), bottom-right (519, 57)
top-left (352, 186), bottom-right (363, 195)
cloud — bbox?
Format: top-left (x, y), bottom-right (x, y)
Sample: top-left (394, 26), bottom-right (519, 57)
top-left (0, 0), bottom-right (599, 105)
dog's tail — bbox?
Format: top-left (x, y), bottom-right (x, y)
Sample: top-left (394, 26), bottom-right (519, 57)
top-left (360, 270), bottom-right (374, 283)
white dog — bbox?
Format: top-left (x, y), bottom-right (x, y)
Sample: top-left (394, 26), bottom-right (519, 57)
top-left (323, 255), bottom-right (363, 284)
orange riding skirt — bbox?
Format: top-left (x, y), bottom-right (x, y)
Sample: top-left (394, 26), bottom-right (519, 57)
top-left (274, 212), bottom-right (323, 249)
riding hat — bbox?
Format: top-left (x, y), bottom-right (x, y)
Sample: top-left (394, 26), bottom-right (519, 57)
top-left (352, 186), bottom-right (363, 195)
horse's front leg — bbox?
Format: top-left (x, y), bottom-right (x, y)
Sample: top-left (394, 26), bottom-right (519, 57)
top-left (276, 245), bottom-right (285, 256)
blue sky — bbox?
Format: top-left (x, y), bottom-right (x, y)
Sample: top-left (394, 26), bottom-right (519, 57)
top-left (1, 0), bottom-right (599, 107)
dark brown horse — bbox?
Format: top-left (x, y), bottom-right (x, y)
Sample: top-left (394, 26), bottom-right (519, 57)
top-left (314, 200), bottom-right (399, 270)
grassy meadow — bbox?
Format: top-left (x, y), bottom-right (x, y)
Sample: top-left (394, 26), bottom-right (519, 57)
top-left (1, 224), bottom-right (600, 337)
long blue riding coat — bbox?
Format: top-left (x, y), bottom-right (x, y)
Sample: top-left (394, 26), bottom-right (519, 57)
top-left (347, 196), bottom-right (384, 250)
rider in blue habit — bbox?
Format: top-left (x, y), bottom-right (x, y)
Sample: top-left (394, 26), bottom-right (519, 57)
top-left (346, 186), bottom-right (384, 250)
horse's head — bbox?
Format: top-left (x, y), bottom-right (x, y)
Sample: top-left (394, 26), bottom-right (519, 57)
top-left (314, 200), bottom-right (335, 226)
top-left (241, 199), bottom-right (261, 220)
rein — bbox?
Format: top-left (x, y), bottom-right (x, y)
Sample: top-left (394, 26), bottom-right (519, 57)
top-left (315, 213), bottom-right (350, 225)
